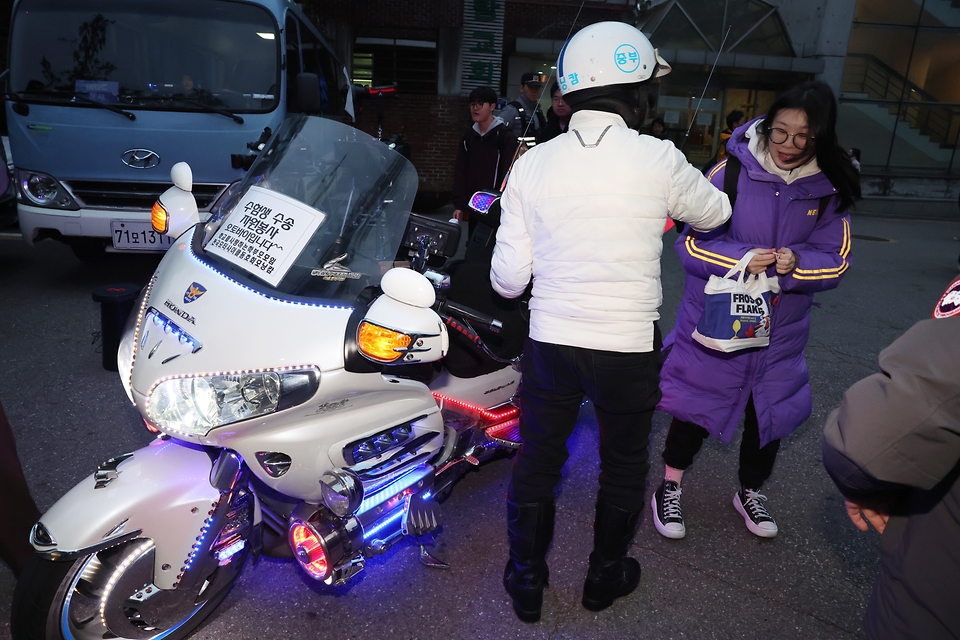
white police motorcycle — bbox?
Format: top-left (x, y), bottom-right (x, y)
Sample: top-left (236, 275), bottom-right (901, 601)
top-left (12, 115), bottom-right (521, 640)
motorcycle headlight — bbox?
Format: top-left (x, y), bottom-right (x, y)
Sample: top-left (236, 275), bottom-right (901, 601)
top-left (17, 170), bottom-right (80, 209)
top-left (146, 367), bottom-right (319, 437)
top-left (320, 468), bottom-right (364, 517)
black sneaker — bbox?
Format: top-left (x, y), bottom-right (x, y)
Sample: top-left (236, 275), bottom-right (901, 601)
top-left (652, 480), bottom-right (686, 539)
top-left (733, 487), bottom-right (778, 538)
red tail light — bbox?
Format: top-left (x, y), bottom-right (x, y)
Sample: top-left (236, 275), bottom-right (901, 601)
top-left (289, 522), bottom-right (330, 580)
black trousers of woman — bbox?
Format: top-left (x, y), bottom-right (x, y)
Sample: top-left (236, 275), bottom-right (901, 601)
top-left (661, 395), bottom-right (780, 489)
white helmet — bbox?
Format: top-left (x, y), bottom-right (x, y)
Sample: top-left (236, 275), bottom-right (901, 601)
top-left (557, 21), bottom-right (671, 96)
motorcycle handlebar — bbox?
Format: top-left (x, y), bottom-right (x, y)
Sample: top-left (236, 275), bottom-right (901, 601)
top-left (441, 300), bottom-right (503, 334)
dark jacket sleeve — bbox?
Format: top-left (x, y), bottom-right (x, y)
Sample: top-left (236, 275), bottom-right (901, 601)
top-left (451, 133), bottom-right (469, 211)
top-left (822, 316), bottom-right (960, 503)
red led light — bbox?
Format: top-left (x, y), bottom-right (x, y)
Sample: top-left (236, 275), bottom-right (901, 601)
top-left (290, 523), bottom-right (329, 579)
top-left (432, 393), bottom-right (519, 423)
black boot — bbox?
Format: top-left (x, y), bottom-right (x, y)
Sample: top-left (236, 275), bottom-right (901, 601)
top-left (582, 499), bottom-right (642, 612)
top-left (503, 499), bottom-right (555, 623)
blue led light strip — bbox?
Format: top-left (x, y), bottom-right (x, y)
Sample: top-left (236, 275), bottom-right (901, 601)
top-left (363, 509), bottom-right (405, 540)
top-left (357, 465), bottom-right (432, 515)
top-left (184, 230), bottom-right (353, 310)
top-left (145, 308), bottom-right (202, 353)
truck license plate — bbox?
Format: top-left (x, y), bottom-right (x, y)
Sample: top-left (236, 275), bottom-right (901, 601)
top-left (110, 221), bottom-right (174, 250)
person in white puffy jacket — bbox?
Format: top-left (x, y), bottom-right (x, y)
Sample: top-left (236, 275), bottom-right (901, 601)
top-left (490, 22), bottom-right (732, 624)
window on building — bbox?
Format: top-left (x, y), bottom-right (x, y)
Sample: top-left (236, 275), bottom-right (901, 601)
top-left (352, 38), bottom-right (437, 95)
top-left (639, 0), bottom-right (794, 57)
top-left (839, 0), bottom-right (960, 174)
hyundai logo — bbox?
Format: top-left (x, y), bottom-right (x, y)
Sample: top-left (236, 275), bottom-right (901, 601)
top-left (121, 148), bottom-right (161, 169)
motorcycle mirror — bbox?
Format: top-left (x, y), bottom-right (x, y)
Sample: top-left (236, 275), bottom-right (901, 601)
top-left (170, 161), bottom-right (192, 192)
top-left (152, 162), bottom-right (200, 239)
top-left (468, 190), bottom-right (501, 216)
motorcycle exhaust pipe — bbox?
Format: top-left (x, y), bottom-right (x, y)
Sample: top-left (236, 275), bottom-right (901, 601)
top-left (288, 503), bottom-right (362, 583)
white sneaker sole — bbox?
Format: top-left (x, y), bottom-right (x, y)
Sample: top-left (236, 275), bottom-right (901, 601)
top-left (733, 494), bottom-right (778, 538)
top-left (651, 494), bottom-right (685, 539)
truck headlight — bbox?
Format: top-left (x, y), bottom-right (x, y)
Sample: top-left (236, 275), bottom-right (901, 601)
top-left (146, 367), bottom-right (319, 437)
top-left (17, 170), bottom-right (80, 209)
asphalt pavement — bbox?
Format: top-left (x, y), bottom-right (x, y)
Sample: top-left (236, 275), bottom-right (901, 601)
top-left (0, 213), bottom-right (958, 639)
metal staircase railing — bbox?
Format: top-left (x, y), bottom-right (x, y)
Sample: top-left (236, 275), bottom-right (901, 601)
top-left (841, 53), bottom-right (958, 149)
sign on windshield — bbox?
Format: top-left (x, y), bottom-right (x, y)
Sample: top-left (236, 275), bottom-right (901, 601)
top-left (206, 186), bottom-right (324, 287)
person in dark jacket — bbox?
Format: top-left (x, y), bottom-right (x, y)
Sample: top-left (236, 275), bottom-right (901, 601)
top-left (498, 73), bottom-right (547, 145)
top-left (648, 117), bottom-right (667, 139)
top-left (540, 82), bottom-right (571, 142)
top-left (452, 86), bottom-right (518, 239)
top-left (0, 399), bottom-right (41, 577)
top-left (653, 80), bottom-right (861, 541)
top-left (823, 277), bottom-right (960, 640)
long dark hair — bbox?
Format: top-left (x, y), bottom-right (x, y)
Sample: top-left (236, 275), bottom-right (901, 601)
top-left (760, 81), bottom-right (860, 211)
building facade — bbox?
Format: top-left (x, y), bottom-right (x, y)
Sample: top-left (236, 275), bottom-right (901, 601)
top-left (306, 0), bottom-right (958, 216)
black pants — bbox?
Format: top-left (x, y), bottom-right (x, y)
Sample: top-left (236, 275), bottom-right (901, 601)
top-left (508, 329), bottom-right (662, 514)
top-left (661, 395), bottom-right (780, 489)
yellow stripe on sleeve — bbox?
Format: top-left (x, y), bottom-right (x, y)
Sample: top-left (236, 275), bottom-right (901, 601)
top-left (705, 158), bottom-right (727, 182)
top-left (792, 218), bottom-right (851, 280)
top-left (684, 233), bottom-right (739, 268)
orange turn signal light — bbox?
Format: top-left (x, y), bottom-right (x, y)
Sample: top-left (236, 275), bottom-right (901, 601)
top-left (151, 201), bottom-right (168, 234)
top-left (357, 321), bottom-right (411, 363)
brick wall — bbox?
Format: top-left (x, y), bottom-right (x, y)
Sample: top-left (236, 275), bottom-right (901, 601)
top-left (352, 93), bottom-right (471, 199)
top-left (299, 0), bottom-right (619, 203)
top-left (304, 1), bottom-right (460, 37)
top-left (504, 2), bottom-right (622, 41)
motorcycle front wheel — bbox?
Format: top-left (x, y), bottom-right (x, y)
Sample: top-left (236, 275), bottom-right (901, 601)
top-left (11, 535), bottom-right (248, 640)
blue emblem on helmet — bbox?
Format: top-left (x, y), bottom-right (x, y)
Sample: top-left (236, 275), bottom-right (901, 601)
top-left (614, 44), bottom-right (640, 73)
top-left (183, 282), bottom-right (207, 304)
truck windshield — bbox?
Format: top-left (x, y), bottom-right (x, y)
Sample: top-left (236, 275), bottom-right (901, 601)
top-left (9, 0), bottom-right (280, 114)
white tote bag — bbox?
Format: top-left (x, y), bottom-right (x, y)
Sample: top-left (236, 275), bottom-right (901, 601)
top-left (692, 252), bottom-right (781, 353)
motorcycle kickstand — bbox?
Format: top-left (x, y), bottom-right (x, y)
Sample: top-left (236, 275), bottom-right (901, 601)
top-left (417, 534), bottom-right (450, 570)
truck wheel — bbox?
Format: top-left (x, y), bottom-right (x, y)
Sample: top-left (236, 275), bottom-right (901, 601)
top-left (11, 535), bottom-right (248, 640)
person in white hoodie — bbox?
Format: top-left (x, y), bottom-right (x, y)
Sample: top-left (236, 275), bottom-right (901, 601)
top-left (490, 22), bottom-right (732, 623)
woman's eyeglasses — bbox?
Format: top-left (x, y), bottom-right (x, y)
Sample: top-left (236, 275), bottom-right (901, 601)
top-left (768, 127), bottom-right (814, 150)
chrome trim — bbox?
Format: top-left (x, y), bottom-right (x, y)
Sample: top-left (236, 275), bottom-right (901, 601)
top-left (30, 522), bottom-right (56, 547)
top-left (102, 518), bottom-right (130, 539)
top-left (34, 529), bottom-right (143, 561)
top-left (210, 451), bottom-right (244, 492)
top-left (94, 453), bottom-right (135, 489)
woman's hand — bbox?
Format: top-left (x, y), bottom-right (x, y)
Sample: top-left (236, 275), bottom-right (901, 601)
top-left (453, 209), bottom-right (469, 222)
top-left (746, 249), bottom-right (777, 274)
top-left (775, 247), bottom-right (797, 274)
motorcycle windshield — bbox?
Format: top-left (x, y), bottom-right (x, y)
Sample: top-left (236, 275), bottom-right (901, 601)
top-left (200, 116), bottom-right (418, 303)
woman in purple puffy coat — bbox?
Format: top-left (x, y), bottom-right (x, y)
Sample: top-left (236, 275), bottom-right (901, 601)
top-left (652, 81), bottom-right (861, 540)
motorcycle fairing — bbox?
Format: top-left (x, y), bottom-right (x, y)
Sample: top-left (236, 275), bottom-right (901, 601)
top-left (127, 227), bottom-right (354, 398)
top-left (212, 367), bottom-right (445, 501)
top-left (34, 438), bottom-right (223, 590)
top-left (429, 366), bottom-right (521, 409)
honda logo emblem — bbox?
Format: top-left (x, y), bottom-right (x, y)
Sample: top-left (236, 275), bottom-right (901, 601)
top-left (121, 148), bottom-right (161, 169)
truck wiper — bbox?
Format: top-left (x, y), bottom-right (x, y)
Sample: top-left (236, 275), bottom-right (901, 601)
top-left (170, 94), bottom-right (244, 124)
top-left (4, 90), bottom-right (136, 120)
top-left (48, 90), bottom-right (136, 120)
